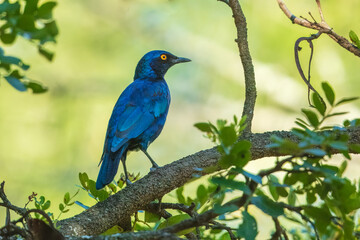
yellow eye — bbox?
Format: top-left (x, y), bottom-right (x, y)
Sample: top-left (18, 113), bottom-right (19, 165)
top-left (160, 54), bottom-right (167, 61)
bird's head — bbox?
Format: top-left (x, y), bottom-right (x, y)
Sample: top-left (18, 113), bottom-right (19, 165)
top-left (134, 50), bottom-right (191, 80)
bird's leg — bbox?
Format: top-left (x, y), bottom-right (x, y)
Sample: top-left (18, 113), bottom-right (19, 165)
top-left (141, 149), bottom-right (159, 171)
top-left (121, 158), bottom-right (132, 185)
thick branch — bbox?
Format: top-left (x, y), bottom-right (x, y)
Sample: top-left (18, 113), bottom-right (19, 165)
top-left (57, 128), bottom-right (360, 236)
top-left (277, 0), bottom-right (360, 57)
top-left (229, 0), bottom-right (257, 134)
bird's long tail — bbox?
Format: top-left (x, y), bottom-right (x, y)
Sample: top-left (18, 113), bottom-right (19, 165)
top-left (96, 145), bottom-right (127, 190)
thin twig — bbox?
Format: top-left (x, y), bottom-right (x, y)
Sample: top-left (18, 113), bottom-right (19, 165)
top-left (276, 0), bottom-right (360, 57)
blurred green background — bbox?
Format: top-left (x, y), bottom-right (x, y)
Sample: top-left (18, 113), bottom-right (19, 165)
top-left (1, 0), bottom-right (360, 236)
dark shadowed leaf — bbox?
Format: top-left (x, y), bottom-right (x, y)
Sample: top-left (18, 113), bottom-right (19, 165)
top-left (5, 76), bottom-right (27, 91)
top-left (251, 195), bottom-right (284, 217)
top-left (38, 46), bottom-right (54, 61)
top-left (240, 169), bottom-right (262, 184)
top-left (37, 2), bottom-right (57, 19)
top-left (196, 184), bottom-right (207, 206)
top-left (335, 97), bottom-right (359, 106)
top-left (211, 177), bottom-right (251, 194)
top-left (312, 93), bottom-right (326, 116)
top-left (145, 211), bottom-right (161, 223)
top-left (157, 214), bottom-right (194, 236)
top-left (301, 109), bottom-right (319, 128)
top-left (303, 148), bottom-right (326, 157)
top-left (213, 204), bottom-right (238, 215)
top-left (176, 186), bottom-right (186, 204)
top-left (237, 211), bottom-right (258, 240)
top-left (25, 80), bottom-right (48, 93)
top-left (194, 122), bottom-right (212, 133)
top-left (321, 82), bottom-right (335, 106)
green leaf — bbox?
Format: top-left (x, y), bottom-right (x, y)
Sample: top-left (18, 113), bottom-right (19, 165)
top-left (38, 46), bottom-right (54, 61)
top-left (219, 126), bottom-right (237, 147)
top-left (37, 2), bottom-right (57, 19)
top-left (306, 191), bottom-right (316, 204)
top-left (312, 93), bottom-right (326, 116)
top-left (196, 185), bottom-right (207, 206)
top-left (303, 148), bottom-right (326, 157)
top-left (237, 211), bottom-right (258, 240)
top-left (59, 203), bottom-right (65, 212)
top-left (144, 211), bottom-right (161, 223)
top-left (157, 214), bottom-right (194, 236)
top-left (335, 97), bottom-right (359, 106)
top-left (211, 177), bottom-right (251, 194)
top-left (349, 30), bottom-right (360, 48)
top-left (268, 184), bottom-right (279, 201)
top-left (338, 160), bottom-right (347, 177)
top-left (24, 0), bottom-right (39, 14)
top-left (64, 192), bottom-right (70, 205)
top-left (230, 141), bottom-right (251, 168)
top-left (25, 80), bottom-right (48, 93)
top-left (42, 200), bottom-right (50, 210)
top-left (213, 204), bottom-right (238, 215)
top-left (288, 189), bottom-right (296, 206)
top-left (301, 109), bottom-right (319, 128)
top-left (0, 55), bottom-right (29, 70)
top-left (251, 195), bottom-right (284, 217)
top-left (176, 186), bottom-right (186, 204)
top-left (321, 82), bottom-right (335, 106)
top-left (240, 170), bottom-right (262, 184)
top-left (79, 172), bottom-right (89, 189)
top-left (303, 205), bottom-right (331, 233)
top-left (329, 141), bottom-right (348, 151)
top-left (17, 14), bottom-right (36, 31)
top-left (4, 76), bottom-right (27, 91)
top-left (0, 31), bottom-right (17, 44)
top-left (194, 122), bottom-right (212, 133)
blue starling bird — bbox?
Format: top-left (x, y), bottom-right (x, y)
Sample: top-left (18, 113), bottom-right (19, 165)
top-left (96, 50), bottom-right (191, 190)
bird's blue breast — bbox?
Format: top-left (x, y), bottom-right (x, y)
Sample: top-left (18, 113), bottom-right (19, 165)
top-left (105, 78), bottom-right (170, 155)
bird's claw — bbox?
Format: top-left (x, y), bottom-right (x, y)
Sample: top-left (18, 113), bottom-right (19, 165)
top-left (150, 166), bottom-right (160, 172)
top-left (126, 179), bottom-right (133, 185)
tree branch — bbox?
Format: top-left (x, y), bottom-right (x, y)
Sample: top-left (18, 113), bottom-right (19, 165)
top-left (57, 128), bottom-right (360, 236)
top-left (229, 0), bottom-right (257, 134)
top-left (276, 0), bottom-right (360, 57)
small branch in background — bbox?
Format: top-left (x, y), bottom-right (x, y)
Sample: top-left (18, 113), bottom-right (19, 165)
top-left (0, 181), bottom-right (27, 216)
top-left (209, 220), bottom-right (237, 240)
top-left (276, 0), bottom-right (360, 57)
top-left (228, 0), bottom-right (257, 135)
top-left (271, 217), bottom-right (289, 240)
top-left (294, 32), bottom-right (325, 106)
top-left (0, 182), bottom-right (64, 240)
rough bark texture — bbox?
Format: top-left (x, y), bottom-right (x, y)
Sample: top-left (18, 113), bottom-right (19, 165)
top-left (229, 0), bottom-right (257, 134)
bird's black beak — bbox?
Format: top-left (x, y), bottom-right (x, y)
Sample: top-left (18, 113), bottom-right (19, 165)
top-left (172, 56), bottom-right (191, 64)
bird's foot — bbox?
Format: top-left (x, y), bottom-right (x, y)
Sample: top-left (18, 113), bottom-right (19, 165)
top-left (150, 165), bottom-right (160, 172)
top-left (125, 179), bottom-right (133, 185)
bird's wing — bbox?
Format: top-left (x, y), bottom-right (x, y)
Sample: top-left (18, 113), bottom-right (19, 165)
top-left (110, 104), bottom-right (155, 153)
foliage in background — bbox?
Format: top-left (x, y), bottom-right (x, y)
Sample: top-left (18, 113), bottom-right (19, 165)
top-left (0, 0), bottom-right (58, 93)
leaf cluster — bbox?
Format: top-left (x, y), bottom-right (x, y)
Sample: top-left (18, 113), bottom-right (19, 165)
top-left (0, 0), bottom-right (58, 93)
